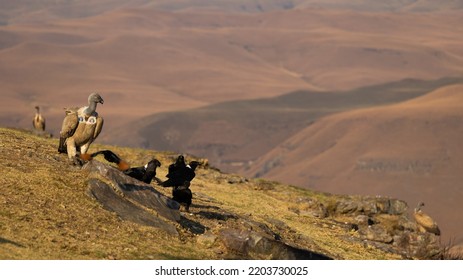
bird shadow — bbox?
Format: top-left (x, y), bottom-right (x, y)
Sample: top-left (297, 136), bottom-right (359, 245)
top-left (120, 183), bottom-right (157, 193)
top-left (0, 237), bottom-right (25, 248)
top-left (191, 204), bottom-right (220, 211)
top-left (179, 217), bottom-right (206, 234)
top-left (196, 211), bottom-right (237, 221)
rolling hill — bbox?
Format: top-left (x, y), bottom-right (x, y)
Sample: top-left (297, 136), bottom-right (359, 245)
top-left (240, 84), bottom-right (463, 244)
top-left (101, 77), bottom-right (463, 173)
top-left (1, 0), bottom-right (463, 259)
top-left (0, 127), bottom-right (446, 259)
top-left (1, 4), bottom-right (462, 139)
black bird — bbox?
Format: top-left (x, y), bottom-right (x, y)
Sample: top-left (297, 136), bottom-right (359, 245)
top-left (90, 150), bottom-right (161, 184)
top-left (163, 157), bottom-right (200, 211)
top-left (90, 150), bottom-right (123, 165)
top-left (124, 158), bottom-right (161, 184)
top-left (185, 161), bottom-right (200, 181)
top-left (163, 155), bottom-right (185, 187)
top-left (166, 155), bottom-right (186, 177)
top-left (173, 182), bottom-right (193, 212)
top-left (162, 159), bottom-right (200, 188)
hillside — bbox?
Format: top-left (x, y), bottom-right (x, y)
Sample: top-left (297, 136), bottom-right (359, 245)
top-left (241, 84), bottom-right (463, 244)
top-left (0, 127), bottom-right (444, 259)
top-left (1, 6), bottom-right (462, 137)
top-left (101, 77), bottom-right (463, 173)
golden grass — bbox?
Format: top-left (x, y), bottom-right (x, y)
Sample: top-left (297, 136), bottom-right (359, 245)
top-left (0, 127), bottom-right (401, 259)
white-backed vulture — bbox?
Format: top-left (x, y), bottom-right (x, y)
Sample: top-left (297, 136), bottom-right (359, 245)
top-left (32, 106), bottom-right (46, 131)
top-left (58, 93), bottom-right (104, 161)
top-left (413, 202), bottom-right (441, 236)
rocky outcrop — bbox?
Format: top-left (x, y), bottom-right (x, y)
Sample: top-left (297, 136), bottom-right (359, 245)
top-left (331, 196), bottom-right (441, 259)
top-left (83, 159), bottom-right (441, 259)
top-left (217, 228), bottom-right (331, 260)
top-left (85, 160), bottom-right (180, 235)
top-left (84, 160), bottom-right (333, 259)
top-left (333, 196), bottom-right (407, 216)
top-left (88, 178), bottom-right (178, 235)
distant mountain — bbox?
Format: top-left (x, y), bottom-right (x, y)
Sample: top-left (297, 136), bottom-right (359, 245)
top-left (1, 6), bottom-right (462, 137)
top-left (241, 84), bottom-right (463, 243)
top-left (2, 0), bottom-right (463, 24)
top-left (101, 77), bottom-right (463, 173)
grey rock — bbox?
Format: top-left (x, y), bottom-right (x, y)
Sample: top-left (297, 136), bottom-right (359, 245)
top-left (218, 228), bottom-right (331, 260)
top-left (88, 178), bottom-right (178, 235)
top-left (85, 160), bottom-right (180, 222)
top-left (359, 225), bottom-right (393, 243)
top-left (85, 160), bottom-right (181, 235)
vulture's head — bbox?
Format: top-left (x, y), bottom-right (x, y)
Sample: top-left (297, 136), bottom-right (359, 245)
top-left (414, 202), bottom-right (425, 213)
top-left (88, 92), bottom-right (104, 105)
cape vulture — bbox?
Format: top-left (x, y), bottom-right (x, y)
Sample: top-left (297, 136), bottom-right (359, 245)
top-left (32, 106), bottom-right (46, 131)
top-left (413, 202), bottom-right (441, 236)
top-left (58, 93), bottom-right (104, 162)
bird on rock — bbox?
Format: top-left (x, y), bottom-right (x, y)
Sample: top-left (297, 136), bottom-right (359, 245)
top-left (58, 92), bottom-right (104, 164)
top-left (89, 150), bottom-right (161, 184)
top-left (413, 202), bottom-right (441, 236)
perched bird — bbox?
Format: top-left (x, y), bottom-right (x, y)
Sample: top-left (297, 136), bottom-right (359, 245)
top-left (90, 150), bottom-right (161, 184)
top-left (32, 106), bottom-right (46, 132)
top-left (172, 182), bottom-right (193, 212)
top-left (413, 202), bottom-right (441, 236)
top-left (88, 150), bottom-right (130, 171)
top-left (58, 93), bottom-right (104, 162)
top-left (124, 159), bottom-right (161, 184)
top-left (163, 155), bottom-right (200, 211)
top-left (162, 155), bottom-right (200, 188)
top-left (167, 155), bottom-right (186, 179)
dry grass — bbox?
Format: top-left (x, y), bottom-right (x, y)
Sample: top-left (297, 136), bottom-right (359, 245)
top-left (0, 127), bottom-right (402, 259)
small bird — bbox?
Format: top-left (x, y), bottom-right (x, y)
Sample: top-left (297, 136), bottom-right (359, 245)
top-left (32, 106), bottom-right (46, 132)
top-left (88, 150), bottom-right (130, 171)
top-left (162, 155), bottom-right (200, 188)
top-left (124, 159), bottom-right (162, 184)
top-left (172, 182), bottom-right (193, 212)
top-left (163, 155), bottom-right (200, 211)
top-left (90, 150), bottom-right (161, 184)
top-left (413, 202), bottom-right (441, 236)
top-left (167, 155), bottom-right (186, 178)
top-left (58, 93), bottom-right (104, 162)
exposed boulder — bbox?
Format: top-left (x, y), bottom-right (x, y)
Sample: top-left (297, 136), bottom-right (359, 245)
top-left (85, 160), bottom-right (180, 235)
top-left (334, 196), bottom-right (407, 216)
top-left (359, 225), bottom-right (393, 243)
top-left (218, 228), bottom-right (332, 260)
top-left (88, 178), bottom-right (178, 236)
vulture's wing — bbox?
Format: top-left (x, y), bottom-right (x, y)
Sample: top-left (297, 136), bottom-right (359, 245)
top-left (60, 111), bottom-right (79, 138)
top-left (93, 116), bottom-right (104, 139)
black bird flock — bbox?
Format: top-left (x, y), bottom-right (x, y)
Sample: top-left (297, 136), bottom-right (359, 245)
top-left (87, 151), bottom-right (199, 211)
top-left (162, 155), bottom-right (200, 212)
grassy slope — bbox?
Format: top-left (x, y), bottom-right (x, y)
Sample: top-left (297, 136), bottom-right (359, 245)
top-left (242, 84), bottom-right (463, 243)
top-left (0, 127), bottom-right (401, 259)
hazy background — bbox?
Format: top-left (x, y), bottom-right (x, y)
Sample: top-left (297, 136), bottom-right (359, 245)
top-left (1, 0), bottom-right (462, 243)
